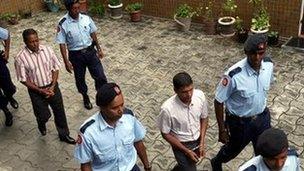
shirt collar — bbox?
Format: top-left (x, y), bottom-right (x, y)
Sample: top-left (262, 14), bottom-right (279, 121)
top-left (98, 112), bottom-right (123, 131)
top-left (67, 13), bottom-right (83, 23)
top-left (246, 59), bottom-right (265, 76)
top-left (25, 45), bottom-right (43, 54)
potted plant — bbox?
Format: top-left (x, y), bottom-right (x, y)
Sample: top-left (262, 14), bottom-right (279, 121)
top-left (89, 1), bottom-right (105, 17)
top-left (174, 4), bottom-right (198, 31)
top-left (0, 13), bottom-right (19, 25)
top-left (218, 0), bottom-right (237, 37)
top-left (125, 2), bottom-right (143, 22)
top-left (202, 0), bottom-right (216, 35)
top-left (44, 0), bottom-right (60, 12)
top-left (249, 0), bottom-right (270, 34)
top-left (235, 16), bottom-right (248, 43)
top-left (268, 31), bottom-right (279, 46)
top-left (108, 0), bottom-right (123, 19)
top-left (79, 0), bottom-right (88, 14)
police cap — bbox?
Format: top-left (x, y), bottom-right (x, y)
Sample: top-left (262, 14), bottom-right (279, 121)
top-left (256, 128), bottom-right (289, 158)
top-left (96, 83), bottom-right (122, 107)
top-left (244, 34), bottom-right (267, 53)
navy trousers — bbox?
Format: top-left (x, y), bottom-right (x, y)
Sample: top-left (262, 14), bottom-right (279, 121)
top-left (214, 107), bottom-right (271, 164)
top-left (0, 57), bottom-right (16, 109)
top-left (68, 48), bottom-right (107, 95)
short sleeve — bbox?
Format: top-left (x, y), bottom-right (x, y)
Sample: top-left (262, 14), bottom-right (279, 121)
top-left (55, 24), bottom-right (67, 44)
top-left (0, 27), bottom-right (9, 40)
top-left (157, 108), bottom-right (171, 134)
top-left (47, 46), bottom-right (61, 71)
top-left (74, 133), bottom-right (93, 164)
top-left (200, 93), bottom-right (208, 119)
top-left (133, 117), bottom-right (146, 142)
top-left (89, 17), bottom-right (97, 33)
top-left (215, 75), bottom-right (235, 103)
top-left (14, 58), bottom-right (27, 83)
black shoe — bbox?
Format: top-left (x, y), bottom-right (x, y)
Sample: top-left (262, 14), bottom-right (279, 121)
top-left (4, 110), bottom-right (13, 127)
top-left (82, 94), bottom-right (93, 110)
top-left (59, 135), bottom-right (76, 144)
top-left (9, 98), bottom-right (18, 109)
top-left (211, 157), bottom-right (222, 171)
top-left (38, 123), bottom-right (47, 136)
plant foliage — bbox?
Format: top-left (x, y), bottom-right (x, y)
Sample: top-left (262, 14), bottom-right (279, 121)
top-left (175, 4), bottom-right (198, 18)
top-left (125, 3), bottom-right (143, 13)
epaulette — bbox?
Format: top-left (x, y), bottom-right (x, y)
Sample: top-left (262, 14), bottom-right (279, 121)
top-left (263, 55), bottom-right (273, 63)
top-left (123, 107), bottom-right (134, 116)
top-left (80, 119), bottom-right (95, 134)
top-left (243, 165), bottom-right (257, 171)
top-left (287, 149), bottom-right (299, 157)
top-left (228, 67), bottom-right (242, 78)
top-left (59, 17), bottom-right (66, 26)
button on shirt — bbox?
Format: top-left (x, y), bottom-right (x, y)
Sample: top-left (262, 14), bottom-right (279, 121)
top-left (238, 155), bottom-right (301, 171)
top-left (0, 27), bottom-right (9, 51)
top-left (15, 45), bottom-right (61, 87)
top-left (74, 112), bottom-right (146, 171)
top-left (56, 13), bottom-right (97, 51)
top-left (157, 89), bottom-right (208, 142)
top-left (215, 57), bottom-right (273, 117)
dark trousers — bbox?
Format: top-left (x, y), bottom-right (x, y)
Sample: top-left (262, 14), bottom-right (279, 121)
top-left (69, 48), bottom-right (107, 95)
top-left (214, 108), bottom-right (271, 164)
top-left (0, 57), bottom-right (16, 109)
top-left (130, 164), bottom-right (140, 171)
top-left (28, 83), bottom-right (69, 136)
top-left (172, 139), bottom-right (200, 171)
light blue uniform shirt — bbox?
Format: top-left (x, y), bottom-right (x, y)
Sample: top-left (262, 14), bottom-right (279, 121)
top-left (0, 27), bottom-right (9, 51)
top-left (239, 154), bottom-right (301, 171)
top-left (74, 112), bottom-right (146, 171)
top-left (56, 13), bottom-right (97, 51)
top-left (215, 57), bottom-right (273, 117)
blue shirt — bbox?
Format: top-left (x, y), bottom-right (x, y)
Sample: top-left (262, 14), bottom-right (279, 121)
top-left (74, 112), bottom-right (146, 171)
top-left (56, 13), bottom-right (97, 51)
top-left (0, 27), bottom-right (9, 51)
top-left (215, 57), bottom-right (273, 117)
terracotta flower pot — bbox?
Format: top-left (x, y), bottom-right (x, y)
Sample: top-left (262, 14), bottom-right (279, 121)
top-left (130, 10), bottom-right (141, 22)
top-left (203, 18), bottom-right (216, 35)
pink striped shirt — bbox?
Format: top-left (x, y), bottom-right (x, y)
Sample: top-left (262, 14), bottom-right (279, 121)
top-left (15, 45), bottom-right (61, 87)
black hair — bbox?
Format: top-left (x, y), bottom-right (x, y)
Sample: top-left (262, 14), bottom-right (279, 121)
top-left (173, 72), bottom-right (193, 90)
top-left (22, 29), bottom-right (38, 43)
top-left (64, 0), bottom-right (79, 11)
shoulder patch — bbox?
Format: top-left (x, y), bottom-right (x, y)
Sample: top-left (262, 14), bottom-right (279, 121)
top-left (123, 107), bottom-right (134, 116)
top-left (80, 119), bottom-right (95, 134)
top-left (243, 165), bottom-right (257, 171)
top-left (287, 149), bottom-right (299, 157)
top-left (59, 17), bottom-right (66, 26)
top-left (228, 67), bottom-right (242, 78)
top-left (263, 56), bottom-right (273, 63)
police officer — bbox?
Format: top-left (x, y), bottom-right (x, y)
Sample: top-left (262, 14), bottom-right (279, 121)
top-left (56, 0), bottom-right (107, 110)
top-left (74, 83), bottom-right (151, 171)
top-left (239, 128), bottom-right (301, 171)
top-left (0, 27), bottom-right (18, 126)
top-left (211, 34), bottom-right (274, 171)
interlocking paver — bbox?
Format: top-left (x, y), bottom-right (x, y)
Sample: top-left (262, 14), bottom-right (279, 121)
top-left (0, 11), bottom-right (303, 171)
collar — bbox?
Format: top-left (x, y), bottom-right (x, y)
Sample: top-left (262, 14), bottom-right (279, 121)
top-left (98, 112), bottom-right (123, 131)
top-left (246, 59), bottom-right (265, 76)
top-left (25, 45), bottom-right (43, 54)
top-left (174, 94), bottom-right (194, 108)
top-left (67, 13), bottom-right (82, 23)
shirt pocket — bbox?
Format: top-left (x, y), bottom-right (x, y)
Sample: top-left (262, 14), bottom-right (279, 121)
top-left (94, 148), bottom-right (116, 164)
top-left (122, 137), bottom-right (134, 159)
top-left (239, 90), bottom-right (257, 105)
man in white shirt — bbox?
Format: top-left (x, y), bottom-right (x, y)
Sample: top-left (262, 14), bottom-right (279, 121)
top-left (239, 128), bottom-right (301, 171)
top-left (157, 72), bottom-right (209, 171)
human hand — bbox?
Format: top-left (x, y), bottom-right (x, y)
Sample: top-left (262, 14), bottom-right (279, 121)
top-left (185, 149), bottom-right (199, 163)
top-left (65, 61), bottom-right (73, 73)
top-left (39, 88), bottom-right (53, 98)
top-left (218, 129), bottom-right (229, 144)
top-left (97, 49), bottom-right (104, 59)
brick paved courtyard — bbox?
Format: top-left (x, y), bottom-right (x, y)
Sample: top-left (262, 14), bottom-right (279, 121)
top-left (0, 12), bottom-right (303, 171)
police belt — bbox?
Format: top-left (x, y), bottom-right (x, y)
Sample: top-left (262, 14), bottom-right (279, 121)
top-left (226, 107), bottom-right (268, 122)
top-left (69, 44), bottom-right (95, 54)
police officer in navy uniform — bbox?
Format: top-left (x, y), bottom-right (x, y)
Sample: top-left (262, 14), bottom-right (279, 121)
top-left (211, 34), bottom-right (274, 171)
top-left (0, 27), bottom-right (19, 126)
top-left (239, 128), bottom-right (301, 171)
top-left (56, 0), bottom-right (107, 110)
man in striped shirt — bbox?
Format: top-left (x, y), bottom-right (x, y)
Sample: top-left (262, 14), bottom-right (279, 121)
top-left (15, 29), bottom-right (75, 144)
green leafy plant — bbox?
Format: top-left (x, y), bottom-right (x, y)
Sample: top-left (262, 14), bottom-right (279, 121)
top-left (89, 1), bottom-right (105, 16)
top-left (108, 0), bottom-right (121, 6)
top-left (251, 8), bottom-right (270, 31)
top-left (204, 0), bottom-right (215, 20)
top-left (222, 0), bottom-right (237, 15)
top-left (268, 31), bottom-right (279, 37)
top-left (125, 3), bottom-right (143, 13)
top-left (235, 16), bottom-right (245, 31)
top-left (175, 4), bottom-right (198, 18)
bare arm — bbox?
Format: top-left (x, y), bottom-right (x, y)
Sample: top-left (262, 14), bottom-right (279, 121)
top-left (90, 32), bottom-right (104, 59)
top-left (134, 140), bottom-right (151, 170)
top-left (199, 117), bottom-right (208, 157)
top-left (3, 32), bottom-right (10, 61)
top-left (80, 162), bottom-right (92, 171)
top-left (161, 132), bottom-right (199, 162)
top-left (21, 79), bottom-right (52, 97)
top-left (214, 99), bottom-right (229, 144)
top-left (59, 44), bottom-right (73, 73)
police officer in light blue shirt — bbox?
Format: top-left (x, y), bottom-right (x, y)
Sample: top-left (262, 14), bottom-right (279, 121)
top-left (56, 0), bottom-right (107, 110)
top-left (211, 34), bottom-right (274, 171)
top-left (239, 128), bottom-right (301, 171)
top-left (74, 83), bottom-right (151, 171)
